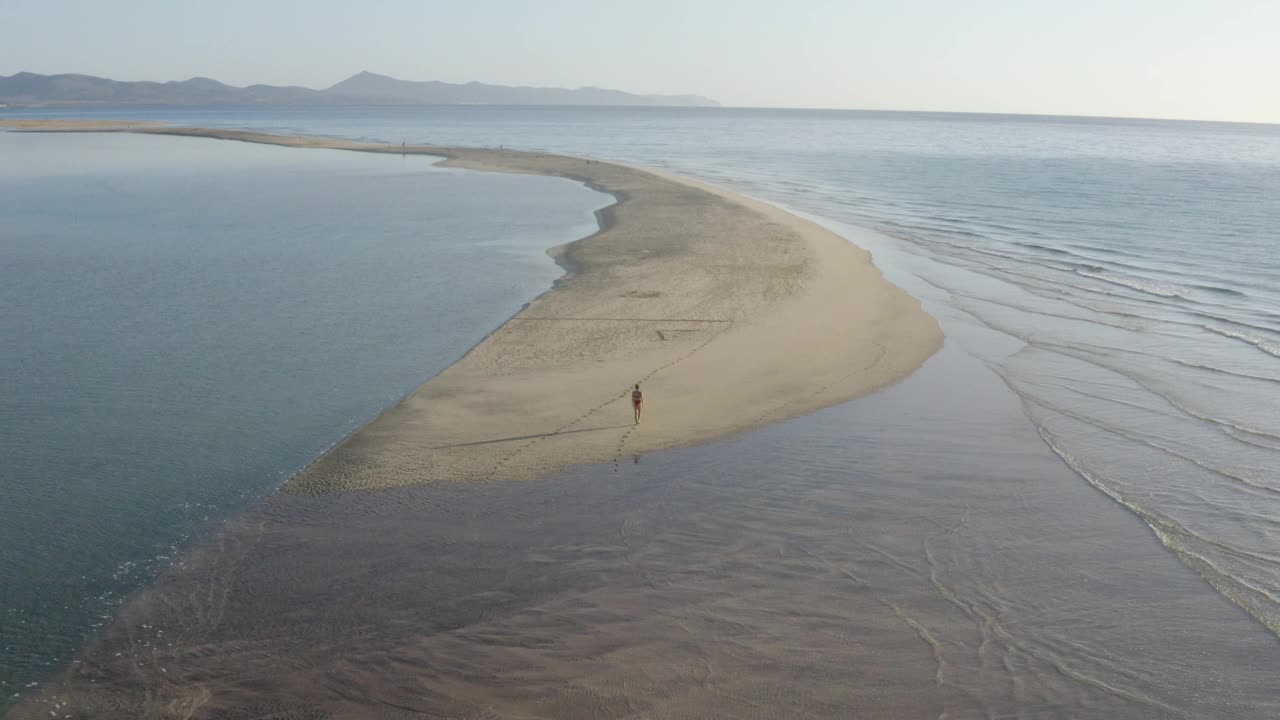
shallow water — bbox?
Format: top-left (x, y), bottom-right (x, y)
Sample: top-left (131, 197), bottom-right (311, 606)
top-left (0, 131), bottom-right (608, 704)
top-left (3, 108), bottom-right (1279, 716)
top-left (12, 344), bottom-right (1279, 718)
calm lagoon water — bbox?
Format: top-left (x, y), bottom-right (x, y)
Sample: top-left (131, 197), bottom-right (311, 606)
top-left (0, 131), bottom-right (608, 703)
top-left (3, 107), bottom-right (1279, 717)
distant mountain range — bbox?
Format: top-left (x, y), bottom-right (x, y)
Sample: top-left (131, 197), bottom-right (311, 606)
top-left (0, 71), bottom-right (719, 108)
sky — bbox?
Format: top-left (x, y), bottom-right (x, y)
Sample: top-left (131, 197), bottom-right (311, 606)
top-left (3, 0), bottom-right (1278, 123)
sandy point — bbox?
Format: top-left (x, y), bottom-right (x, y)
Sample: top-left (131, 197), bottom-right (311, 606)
top-left (6, 122), bottom-right (944, 491)
top-left (283, 136), bottom-right (943, 491)
top-left (0, 118), bottom-right (167, 130)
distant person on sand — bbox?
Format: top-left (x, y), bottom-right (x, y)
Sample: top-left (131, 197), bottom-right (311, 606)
top-left (631, 383), bottom-right (644, 424)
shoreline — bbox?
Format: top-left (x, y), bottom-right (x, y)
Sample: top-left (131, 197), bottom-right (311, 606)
top-left (3, 120), bottom-right (943, 491)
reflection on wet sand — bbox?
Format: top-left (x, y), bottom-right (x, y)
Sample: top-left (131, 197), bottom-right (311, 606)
top-left (12, 348), bottom-right (1280, 718)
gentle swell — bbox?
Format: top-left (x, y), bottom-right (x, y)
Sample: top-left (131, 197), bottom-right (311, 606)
top-left (1076, 270), bottom-right (1185, 298)
top-left (1204, 325), bottom-right (1280, 359)
top-left (1032, 422), bottom-right (1280, 638)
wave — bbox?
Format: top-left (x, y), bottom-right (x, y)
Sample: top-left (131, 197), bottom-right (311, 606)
top-left (973, 264), bottom-right (1277, 339)
top-left (1203, 325), bottom-right (1280, 359)
top-left (1023, 334), bottom-right (1280, 386)
top-left (1019, 388), bottom-right (1280, 497)
top-left (1076, 270), bottom-right (1185, 298)
top-left (918, 234), bottom-right (1088, 271)
top-left (905, 234), bottom-right (1267, 327)
top-left (1182, 309), bottom-right (1280, 337)
top-left (1193, 284), bottom-right (1248, 297)
top-left (958, 264), bottom-right (1198, 325)
top-left (925, 271), bottom-right (1280, 394)
top-left (891, 221), bottom-right (1145, 270)
top-left (998, 337), bottom-right (1280, 451)
top-left (921, 243), bottom-right (1188, 311)
top-left (1157, 389), bottom-right (1280, 447)
top-left (941, 288), bottom-right (1151, 335)
top-left (1065, 243), bottom-right (1145, 259)
top-left (1171, 358), bottom-right (1280, 384)
top-left (1011, 241), bottom-right (1074, 256)
top-left (1032, 421), bottom-right (1280, 639)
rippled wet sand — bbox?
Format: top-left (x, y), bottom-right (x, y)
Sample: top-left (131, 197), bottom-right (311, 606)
top-left (12, 347), bottom-right (1280, 719)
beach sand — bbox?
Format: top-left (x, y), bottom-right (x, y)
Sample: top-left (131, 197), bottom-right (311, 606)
top-left (11, 123), bottom-right (939, 490)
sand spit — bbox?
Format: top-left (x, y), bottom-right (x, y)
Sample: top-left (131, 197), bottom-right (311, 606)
top-left (0, 119), bottom-right (165, 130)
top-left (6, 121), bottom-right (942, 490)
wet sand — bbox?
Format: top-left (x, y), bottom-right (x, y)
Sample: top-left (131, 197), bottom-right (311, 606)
top-left (2, 120), bottom-right (941, 491)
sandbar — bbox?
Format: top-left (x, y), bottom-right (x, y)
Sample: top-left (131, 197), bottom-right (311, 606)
top-left (5, 121), bottom-right (943, 491)
top-left (0, 118), bottom-right (165, 130)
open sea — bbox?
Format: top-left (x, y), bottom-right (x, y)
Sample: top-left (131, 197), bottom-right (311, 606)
top-left (2, 106), bottom-right (1278, 717)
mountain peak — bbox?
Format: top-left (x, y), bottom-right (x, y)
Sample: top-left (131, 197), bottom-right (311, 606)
top-left (0, 71), bottom-right (720, 108)
top-left (324, 71), bottom-right (718, 107)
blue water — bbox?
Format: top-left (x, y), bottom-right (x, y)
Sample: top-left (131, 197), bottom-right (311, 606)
top-left (2, 107), bottom-right (1279, 716)
top-left (0, 130), bottom-right (609, 700)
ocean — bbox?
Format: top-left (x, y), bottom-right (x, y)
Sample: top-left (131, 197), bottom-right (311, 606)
top-left (2, 107), bottom-right (1278, 717)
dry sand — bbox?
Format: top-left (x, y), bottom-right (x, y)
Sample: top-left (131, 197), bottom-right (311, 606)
top-left (5, 122), bottom-right (942, 490)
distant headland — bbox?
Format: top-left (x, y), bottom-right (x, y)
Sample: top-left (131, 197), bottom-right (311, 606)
top-left (0, 70), bottom-right (720, 108)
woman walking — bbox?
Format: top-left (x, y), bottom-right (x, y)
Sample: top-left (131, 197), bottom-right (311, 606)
top-left (631, 383), bottom-right (644, 424)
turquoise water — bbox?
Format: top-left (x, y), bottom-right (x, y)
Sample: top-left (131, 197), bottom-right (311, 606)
top-left (0, 131), bottom-right (609, 701)
top-left (2, 108), bottom-right (1279, 716)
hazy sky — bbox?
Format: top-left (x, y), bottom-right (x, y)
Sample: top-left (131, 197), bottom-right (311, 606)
top-left (4, 0), bottom-right (1277, 123)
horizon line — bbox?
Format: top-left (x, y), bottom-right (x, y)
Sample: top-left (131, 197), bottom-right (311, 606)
top-left (2, 101), bottom-right (1275, 128)
top-left (2, 70), bottom-right (1276, 127)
